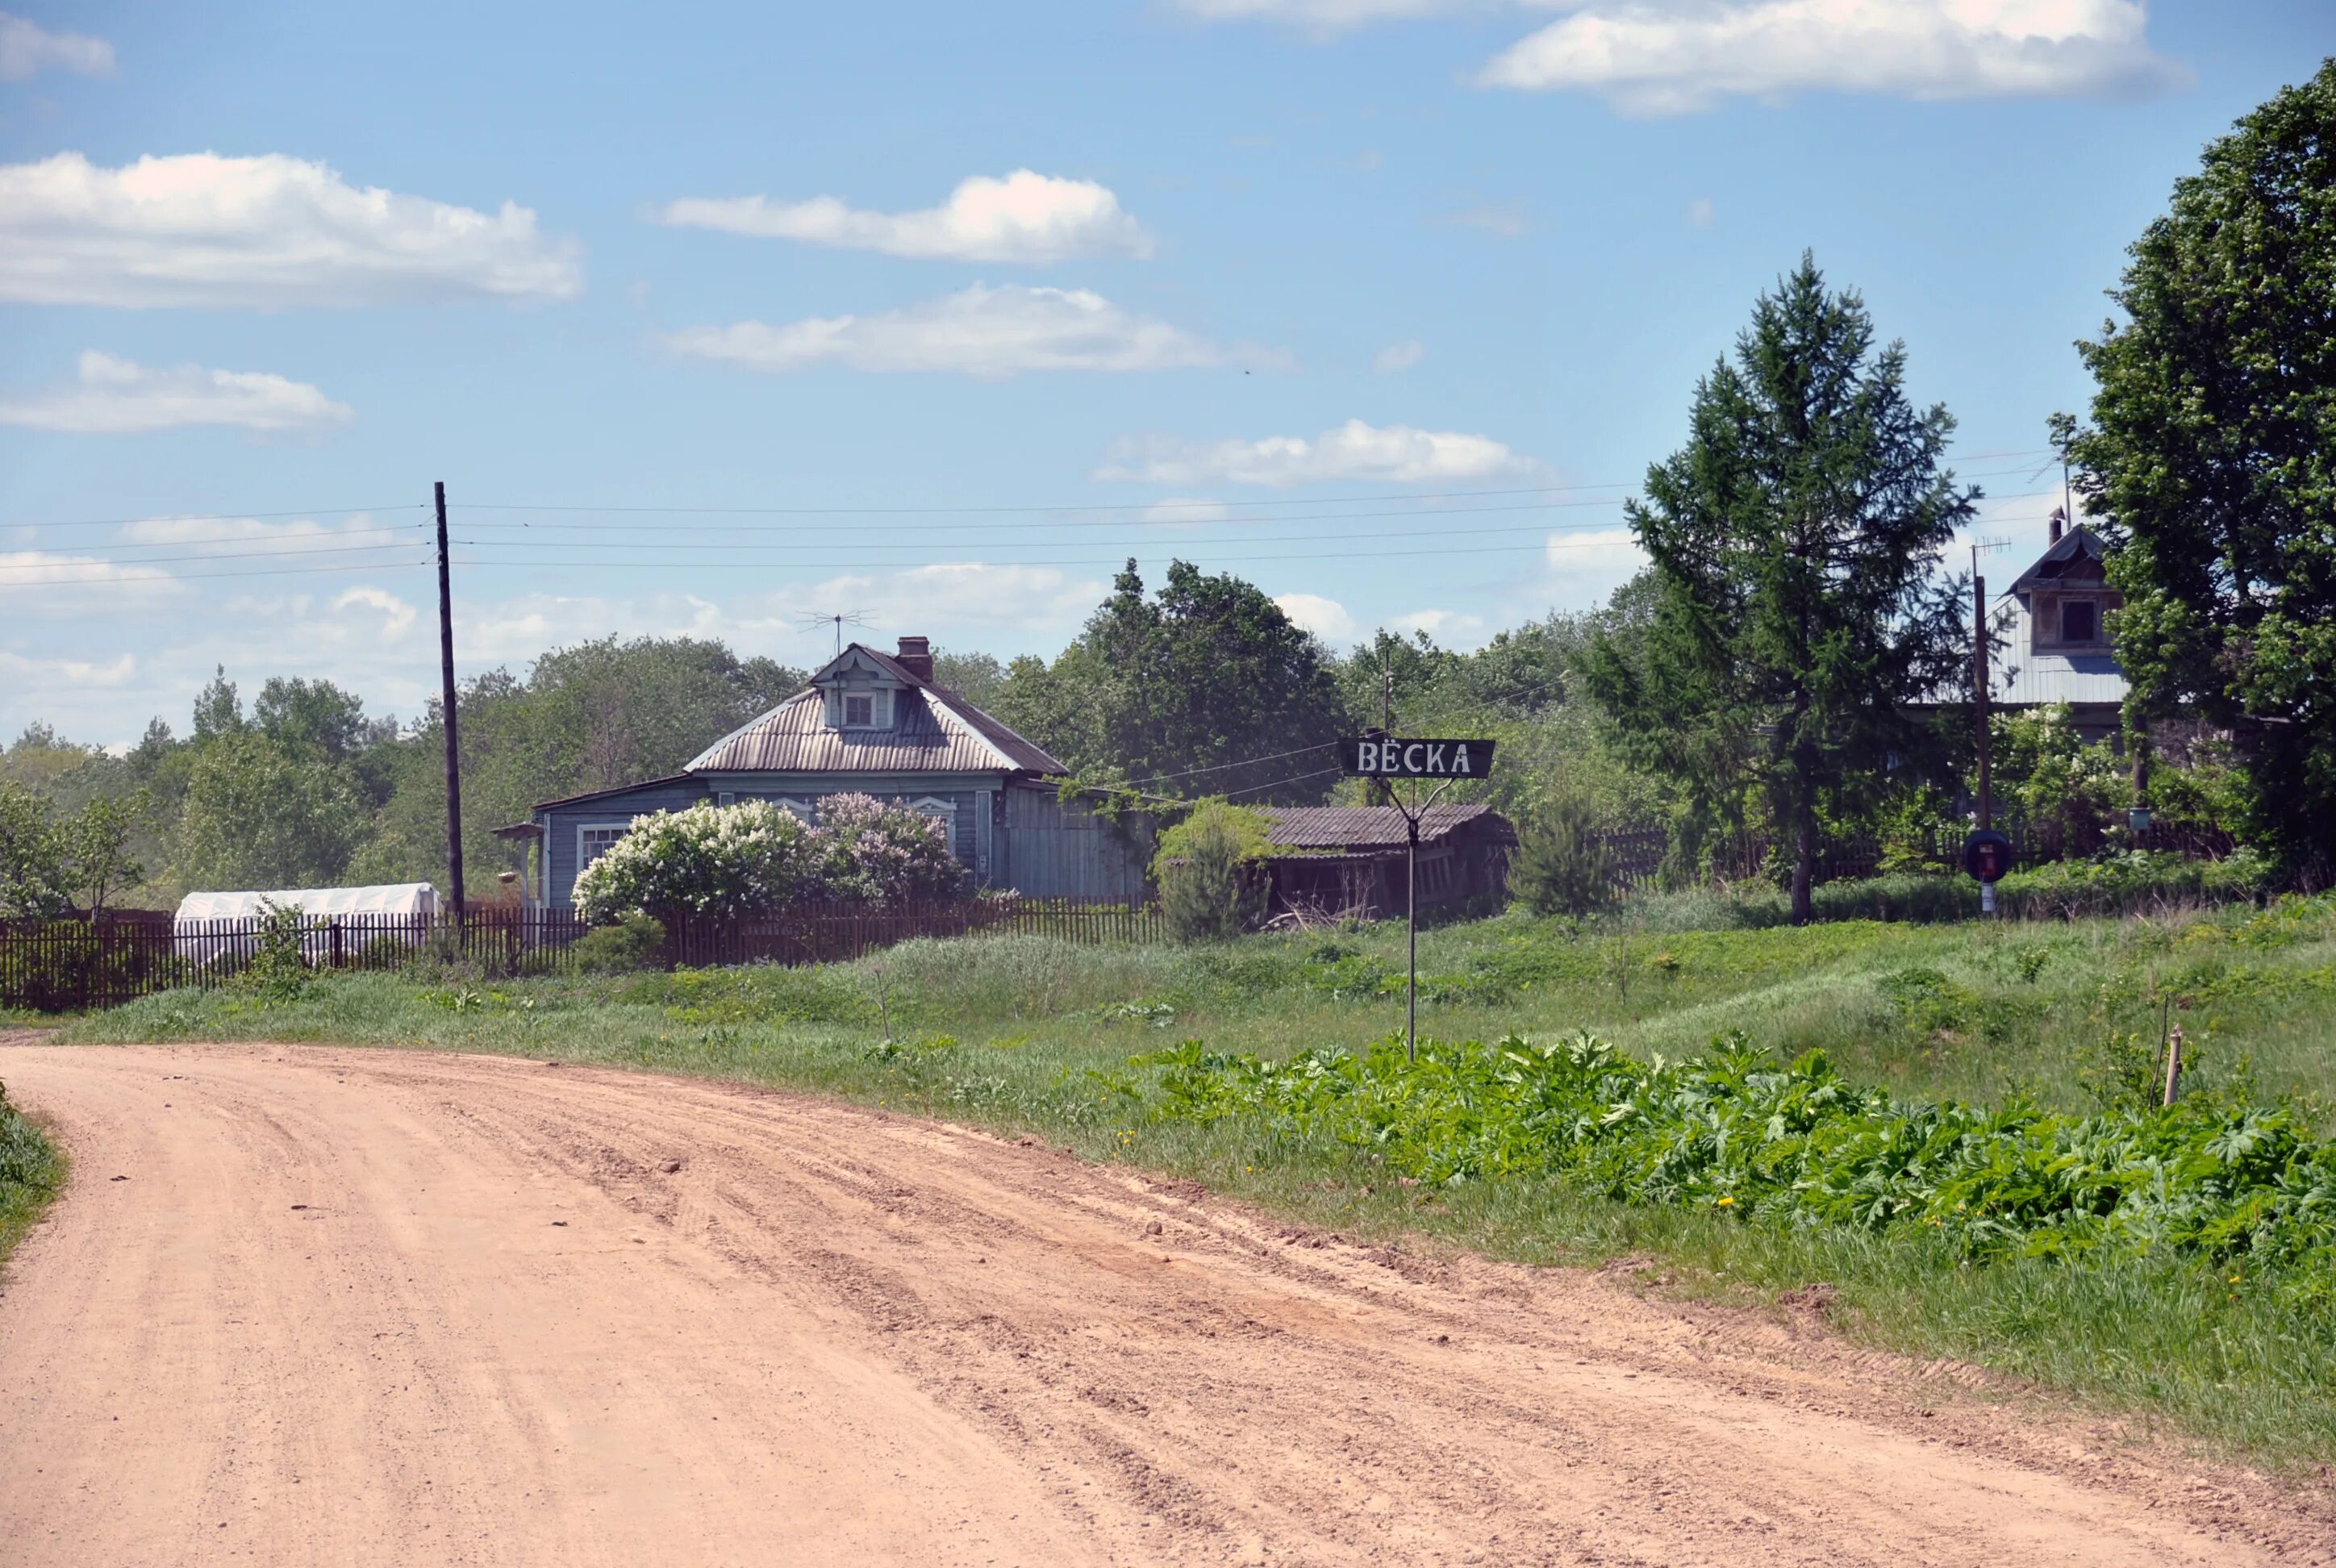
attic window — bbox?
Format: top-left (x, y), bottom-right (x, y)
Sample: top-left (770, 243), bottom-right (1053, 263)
top-left (2062, 599), bottom-right (2099, 644)
top-left (844, 693), bottom-right (877, 728)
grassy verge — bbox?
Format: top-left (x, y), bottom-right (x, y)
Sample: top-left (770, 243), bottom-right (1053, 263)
top-left (53, 890), bottom-right (2336, 1468)
top-left (0, 1079), bottom-right (64, 1273)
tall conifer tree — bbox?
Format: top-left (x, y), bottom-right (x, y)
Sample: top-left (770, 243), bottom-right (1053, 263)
top-left (1583, 256), bottom-right (1974, 923)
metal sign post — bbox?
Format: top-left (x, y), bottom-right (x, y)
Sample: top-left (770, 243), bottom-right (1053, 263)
top-left (1342, 734), bottom-right (1496, 1061)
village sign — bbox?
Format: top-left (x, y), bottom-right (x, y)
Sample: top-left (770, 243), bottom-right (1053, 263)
top-left (1338, 736), bottom-right (1496, 778)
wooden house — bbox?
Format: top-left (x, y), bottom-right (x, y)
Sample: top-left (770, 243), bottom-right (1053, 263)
top-left (511, 638), bottom-right (1150, 909)
top-left (1255, 804), bottom-right (1516, 922)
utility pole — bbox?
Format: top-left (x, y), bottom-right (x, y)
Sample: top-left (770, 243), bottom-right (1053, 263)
top-left (1404, 788), bottom-right (1420, 1061)
top-left (436, 481), bottom-right (465, 925)
top-left (1377, 657), bottom-right (1395, 808)
top-left (1973, 570), bottom-right (1991, 832)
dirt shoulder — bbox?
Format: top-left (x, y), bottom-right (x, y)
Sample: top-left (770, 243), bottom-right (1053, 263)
top-left (1, 1036), bottom-right (2326, 1566)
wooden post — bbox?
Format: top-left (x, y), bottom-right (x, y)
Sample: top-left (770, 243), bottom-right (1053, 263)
top-left (1405, 795), bottom-right (1420, 1064)
top-left (1973, 573), bottom-right (1992, 832)
top-left (2163, 1022), bottom-right (2185, 1107)
top-left (436, 481), bottom-right (467, 924)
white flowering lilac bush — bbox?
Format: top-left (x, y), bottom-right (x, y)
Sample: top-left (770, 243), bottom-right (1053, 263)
top-left (816, 793), bottom-right (969, 902)
top-left (572, 794), bottom-right (966, 924)
top-left (572, 800), bottom-right (817, 924)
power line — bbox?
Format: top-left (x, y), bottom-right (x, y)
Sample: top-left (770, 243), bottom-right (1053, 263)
top-left (10, 523), bottom-right (426, 556)
top-left (13, 504), bottom-right (424, 532)
top-left (1222, 765), bottom-right (1345, 800)
top-left (1123, 742), bottom-right (1337, 788)
top-left (453, 495), bottom-right (1636, 536)
top-left (0, 557), bottom-right (428, 589)
top-left (0, 540), bottom-right (429, 573)
top-left (457, 483), bottom-right (1632, 517)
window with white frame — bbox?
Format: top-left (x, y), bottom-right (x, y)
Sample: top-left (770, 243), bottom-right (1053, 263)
top-left (778, 798), bottom-right (818, 825)
top-left (842, 690), bottom-right (891, 728)
top-left (578, 823), bottom-right (632, 871)
top-left (908, 795), bottom-right (958, 854)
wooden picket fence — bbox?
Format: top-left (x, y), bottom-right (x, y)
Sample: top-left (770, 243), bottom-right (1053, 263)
top-left (0, 899), bottom-right (1162, 1013)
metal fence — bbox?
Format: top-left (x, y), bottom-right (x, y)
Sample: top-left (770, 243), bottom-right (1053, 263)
top-left (0, 899), bottom-right (1163, 1013)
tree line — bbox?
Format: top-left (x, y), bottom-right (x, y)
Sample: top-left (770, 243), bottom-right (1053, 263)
top-left (4, 61), bottom-right (2329, 919)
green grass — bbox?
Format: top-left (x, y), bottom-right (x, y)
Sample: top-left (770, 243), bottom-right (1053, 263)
top-left (51, 886), bottom-right (2336, 1468)
top-left (0, 1083), bottom-right (64, 1274)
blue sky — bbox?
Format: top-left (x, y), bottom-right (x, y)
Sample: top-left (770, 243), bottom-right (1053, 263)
top-left (1, 2), bottom-right (2327, 744)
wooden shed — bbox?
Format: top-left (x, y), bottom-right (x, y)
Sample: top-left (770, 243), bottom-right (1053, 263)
top-left (1255, 804), bottom-right (1516, 923)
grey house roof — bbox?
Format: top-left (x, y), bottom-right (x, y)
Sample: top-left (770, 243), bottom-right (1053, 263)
top-left (686, 644), bottom-right (1067, 775)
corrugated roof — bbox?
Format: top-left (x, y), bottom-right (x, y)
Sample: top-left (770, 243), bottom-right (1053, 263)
top-left (528, 774), bottom-right (700, 811)
top-left (1258, 803), bottom-right (1513, 852)
top-left (686, 653), bottom-right (1067, 775)
top-left (2007, 525), bottom-right (2110, 595)
top-left (1989, 594), bottom-right (2129, 706)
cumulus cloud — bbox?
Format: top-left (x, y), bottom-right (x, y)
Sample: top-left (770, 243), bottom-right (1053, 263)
top-left (665, 283), bottom-right (1283, 379)
top-left (0, 548), bottom-right (192, 618)
top-left (1393, 607), bottom-right (1487, 642)
top-left (332, 586), bottom-right (419, 639)
top-left (0, 351), bottom-right (352, 434)
top-left (112, 513), bottom-right (403, 553)
top-left (0, 11), bottom-right (112, 80)
top-left (654, 169), bottom-right (1152, 263)
top-left (1098, 419), bottom-right (1546, 487)
top-left (1479, 0), bottom-right (2187, 113)
top-left (0, 152), bottom-right (584, 307)
top-left (1543, 526), bottom-right (1648, 607)
top-left (1273, 592), bottom-right (1358, 643)
top-left (0, 648), bottom-right (136, 686)
top-left (1373, 340), bottom-right (1426, 373)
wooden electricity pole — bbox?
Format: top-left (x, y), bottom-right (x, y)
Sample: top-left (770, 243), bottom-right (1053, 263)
top-left (1973, 571), bottom-right (1992, 832)
top-left (436, 481), bottom-right (466, 924)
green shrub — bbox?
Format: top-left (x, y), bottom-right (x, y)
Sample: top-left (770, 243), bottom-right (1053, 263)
top-left (1507, 794), bottom-right (1616, 916)
top-left (570, 913), bottom-right (667, 974)
top-left (1154, 800), bottom-right (1271, 943)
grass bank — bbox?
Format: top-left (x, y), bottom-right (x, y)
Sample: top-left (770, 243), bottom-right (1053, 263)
top-left (0, 1077), bottom-right (64, 1272)
top-left (56, 890), bottom-right (2336, 1467)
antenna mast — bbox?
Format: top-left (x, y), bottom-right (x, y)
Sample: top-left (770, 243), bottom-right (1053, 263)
top-left (796, 610), bottom-right (872, 656)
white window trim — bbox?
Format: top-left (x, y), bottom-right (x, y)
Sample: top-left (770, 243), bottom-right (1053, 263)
top-left (775, 797), bottom-right (818, 825)
top-left (908, 795), bottom-right (960, 857)
top-left (575, 820), bottom-right (635, 874)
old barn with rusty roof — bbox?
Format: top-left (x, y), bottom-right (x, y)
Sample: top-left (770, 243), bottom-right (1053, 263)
top-left (518, 637), bottom-right (1149, 909)
top-left (1255, 803), bottom-right (1515, 922)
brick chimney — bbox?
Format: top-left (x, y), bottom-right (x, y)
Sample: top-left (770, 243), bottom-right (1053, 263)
top-left (894, 636), bottom-right (934, 682)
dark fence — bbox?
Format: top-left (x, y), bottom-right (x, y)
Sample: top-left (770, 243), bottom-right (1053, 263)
top-left (0, 899), bottom-right (1162, 1013)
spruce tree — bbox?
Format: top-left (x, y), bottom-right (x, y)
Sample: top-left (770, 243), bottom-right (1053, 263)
top-left (1583, 255), bottom-right (1973, 924)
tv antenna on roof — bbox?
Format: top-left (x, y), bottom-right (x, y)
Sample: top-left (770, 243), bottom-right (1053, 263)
top-left (798, 610), bottom-right (872, 656)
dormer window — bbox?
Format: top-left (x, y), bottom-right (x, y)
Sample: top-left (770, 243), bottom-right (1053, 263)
top-left (2062, 599), bottom-right (2099, 644)
top-left (845, 694), bottom-right (875, 727)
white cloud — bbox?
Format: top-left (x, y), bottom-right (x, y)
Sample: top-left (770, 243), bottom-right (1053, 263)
top-left (1373, 339), bottom-right (1426, 373)
top-left (112, 513), bottom-right (399, 553)
top-left (654, 170), bottom-right (1152, 263)
top-left (0, 152), bottom-right (584, 307)
top-left (665, 283), bottom-right (1283, 379)
top-left (1273, 592), bottom-right (1358, 642)
top-left (0, 12), bottom-right (112, 80)
top-left (0, 648), bottom-right (135, 687)
top-left (0, 549), bottom-right (192, 617)
top-left (1143, 497), bottom-right (1232, 524)
top-left (332, 586), bottom-right (418, 639)
top-left (1479, 0), bottom-right (2186, 113)
top-left (0, 351), bottom-right (352, 434)
top-left (1098, 418), bottom-right (1546, 487)
top-left (1393, 607), bottom-right (1487, 642)
top-left (1172, 0), bottom-right (1476, 34)
top-left (1542, 526), bottom-right (1648, 607)
top-left (1687, 195), bottom-right (1717, 227)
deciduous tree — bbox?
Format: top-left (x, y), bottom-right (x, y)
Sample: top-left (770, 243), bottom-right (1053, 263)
top-left (2067, 60), bottom-right (2336, 878)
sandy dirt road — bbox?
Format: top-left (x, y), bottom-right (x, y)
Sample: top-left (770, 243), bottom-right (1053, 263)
top-left (1, 1040), bottom-right (2327, 1566)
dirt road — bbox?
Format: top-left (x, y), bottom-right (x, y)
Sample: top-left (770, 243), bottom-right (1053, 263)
top-left (1, 1040), bottom-right (2326, 1566)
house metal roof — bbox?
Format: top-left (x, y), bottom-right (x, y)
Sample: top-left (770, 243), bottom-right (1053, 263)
top-left (685, 644), bottom-right (1067, 775)
top-left (528, 774), bottom-right (701, 812)
top-left (1988, 594), bottom-right (2130, 707)
top-left (2006, 525), bottom-right (2111, 595)
top-left (1258, 803), bottom-right (1514, 853)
